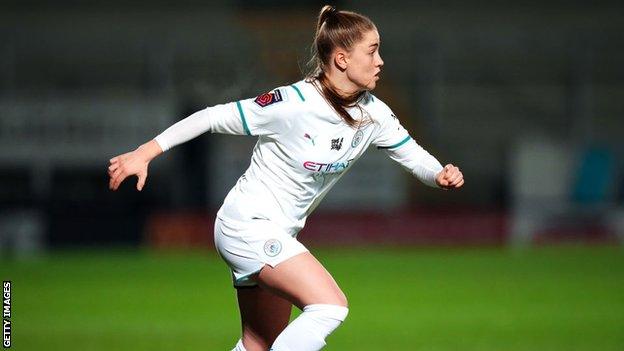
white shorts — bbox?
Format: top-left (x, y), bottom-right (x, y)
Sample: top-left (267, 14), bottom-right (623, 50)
top-left (213, 216), bottom-right (309, 287)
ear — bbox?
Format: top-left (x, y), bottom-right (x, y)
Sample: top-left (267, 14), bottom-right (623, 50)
top-left (333, 49), bottom-right (348, 71)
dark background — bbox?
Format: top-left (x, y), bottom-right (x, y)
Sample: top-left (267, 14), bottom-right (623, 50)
top-left (0, 0), bottom-right (622, 251)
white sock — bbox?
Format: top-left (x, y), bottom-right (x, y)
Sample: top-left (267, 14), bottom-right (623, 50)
top-left (270, 304), bottom-right (349, 351)
top-left (231, 339), bottom-right (246, 351)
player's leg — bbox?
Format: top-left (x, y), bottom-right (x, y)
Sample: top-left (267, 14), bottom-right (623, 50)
top-left (216, 217), bottom-right (294, 351)
top-left (215, 217), bottom-right (346, 350)
top-left (257, 251), bottom-right (347, 308)
top-left (233, 286), bottom-right (292, 351)
top-left (256, 251), bottom-right (349, 351)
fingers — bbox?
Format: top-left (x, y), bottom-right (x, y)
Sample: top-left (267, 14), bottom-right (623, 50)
top-left (446, 171), bottom-right (462, 185)
top-left (449, 176), bottom-right (463, 188)
top-left (136, 172), bottom-right (147, 191)
top-left (108, 163), bottom-right (118, 176)
top-left (109, 166), bottom-right (129, 191)
top-left (108, 152), bottom-right (148, 191)
top-left (108, 155), bottom-right (122, 176)
top-left (446, 174), bottom-right (463, 187)
top-left (112, 173), bottom-right (128, 191)
top-left (440, 164), bottom-right (464, 189)
top-left (108, 168), bottom-right (118, 189)
top-left (109, 169), bottom-right (128, 191)
top-left (109, 155), bottom-right (122, 166)
top-left (109, 152), bottom-right (131, 167)
top-left (437, 177), bottom-right (449, 187)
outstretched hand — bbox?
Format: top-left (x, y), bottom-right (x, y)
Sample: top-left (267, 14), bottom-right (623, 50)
top-left (435, 164), bottom-right (464, 190)
top-left (108, 150), bottom-right (150, 191)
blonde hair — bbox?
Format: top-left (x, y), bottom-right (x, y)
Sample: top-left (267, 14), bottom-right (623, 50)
top-left (306, 5), bottom-right (376, 127)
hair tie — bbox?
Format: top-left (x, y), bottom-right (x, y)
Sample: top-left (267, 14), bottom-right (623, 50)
top-left (320, 5), bottom-right (337, 27)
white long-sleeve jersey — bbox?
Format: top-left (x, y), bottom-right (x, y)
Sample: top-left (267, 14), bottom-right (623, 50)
top-left (155, 79), bottom-right (443, 236)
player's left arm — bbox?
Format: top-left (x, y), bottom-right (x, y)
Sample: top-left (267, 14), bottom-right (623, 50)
top-left (372, 102), bottom-right (463, 190)
top-left (381, 140), bottom-right (463, 190)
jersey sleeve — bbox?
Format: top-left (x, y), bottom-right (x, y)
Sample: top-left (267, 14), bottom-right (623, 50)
top-left (154, 87), bottom-right (292, 152)
top-left (372, 100), bottom-right (443, 188)
top-left (234, 87), bottom-right (293, 136)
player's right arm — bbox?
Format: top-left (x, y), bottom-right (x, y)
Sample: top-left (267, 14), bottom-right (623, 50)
top-left (108, 87), bottom-right (292, 191)
top-left (108, 139), bottom-right (162, 191)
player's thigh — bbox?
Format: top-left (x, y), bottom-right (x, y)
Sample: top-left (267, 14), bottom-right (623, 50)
top-left (237, 286), bottom-right (292, 350)
top-left (256, 251), bottom-right (347, 309)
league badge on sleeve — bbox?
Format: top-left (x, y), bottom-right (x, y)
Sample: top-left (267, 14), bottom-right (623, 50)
top-left (254, 89), bottom-right (284, 108)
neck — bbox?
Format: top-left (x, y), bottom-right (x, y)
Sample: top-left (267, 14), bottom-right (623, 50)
top-left (323, 68), bottom-right (361, 98)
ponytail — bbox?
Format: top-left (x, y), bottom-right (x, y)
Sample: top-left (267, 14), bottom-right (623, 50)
top-left (316, 5), bottom-right (336, 33)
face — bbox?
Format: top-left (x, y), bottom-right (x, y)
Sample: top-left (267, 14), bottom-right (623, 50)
top-left (343, 29), bottom-right (384, 91)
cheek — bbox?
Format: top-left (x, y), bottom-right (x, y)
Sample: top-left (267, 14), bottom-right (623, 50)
top-left (364, 57), bottom-right (376, 73)
top-left (346, 54), bottom-right (375, 85)
top-left (353, 57), bottom-right (374, 78)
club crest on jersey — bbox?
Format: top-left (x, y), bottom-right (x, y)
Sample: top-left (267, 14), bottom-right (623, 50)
top-left (351, 130), bottom-right (363, 148)
top-left (264, 239), bottom-right (282, 257)
top-left (254, 89), bottom-right (284, 107)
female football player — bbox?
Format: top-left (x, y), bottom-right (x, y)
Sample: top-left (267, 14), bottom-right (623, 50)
top-left (108, 5), bottom-right (464, 351)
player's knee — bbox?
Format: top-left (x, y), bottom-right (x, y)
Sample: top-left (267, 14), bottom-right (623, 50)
top-left (305, 303), bottom-right (349, 345)
top-left (269, 304), bottom-right (348, 350)
top-left (305, 303), bottom-right (349, 328)
top-left (312, 288), bottom-right (348, 307)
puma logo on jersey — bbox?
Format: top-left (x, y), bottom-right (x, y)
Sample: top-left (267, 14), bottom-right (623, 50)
top-left (304, 133), bottom-right (316, 146)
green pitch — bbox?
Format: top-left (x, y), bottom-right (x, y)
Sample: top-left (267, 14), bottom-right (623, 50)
top-left (2, 245), bottom-right (623, 350)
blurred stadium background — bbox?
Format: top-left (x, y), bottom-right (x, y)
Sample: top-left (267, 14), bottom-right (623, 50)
top-left (1, 1), bottom-right (623, 350)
